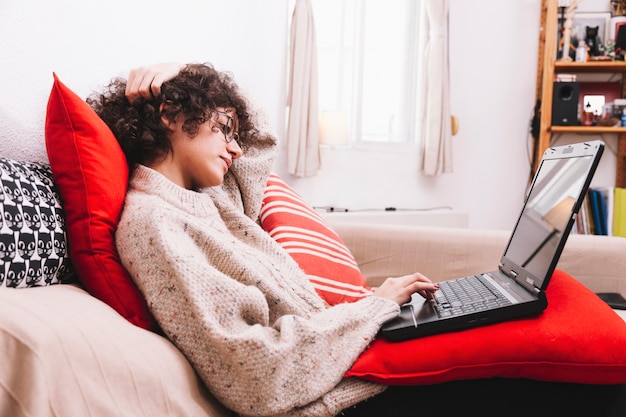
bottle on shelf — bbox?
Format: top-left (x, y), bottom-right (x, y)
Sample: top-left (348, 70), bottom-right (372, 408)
top-left (575, 42), bottom-right (587, 62)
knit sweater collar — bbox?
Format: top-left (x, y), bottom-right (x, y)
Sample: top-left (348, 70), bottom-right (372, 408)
top-left (130, 165), bottom-right (217, 217)
top-left (130, 130), bottom-right (278, 220)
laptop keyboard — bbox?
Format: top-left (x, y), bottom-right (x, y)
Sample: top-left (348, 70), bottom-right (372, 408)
top-left (433, 275), bottom-right (512, 317)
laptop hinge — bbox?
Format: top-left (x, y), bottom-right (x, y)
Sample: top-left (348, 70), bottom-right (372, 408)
top-left (506, 267), bottom-right (542, 295)
top-left (517, 272), bottom-right (543, 294)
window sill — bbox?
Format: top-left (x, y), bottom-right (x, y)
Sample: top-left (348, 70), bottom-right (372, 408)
top-left (319, 141), bottom-right (419, 153)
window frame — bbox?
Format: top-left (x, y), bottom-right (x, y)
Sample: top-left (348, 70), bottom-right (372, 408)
top-left (311, 0), bottom-right (422, 149)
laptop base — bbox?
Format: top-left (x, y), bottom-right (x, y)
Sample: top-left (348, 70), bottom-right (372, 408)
top-left (381, 291), bottom-right (547, 341)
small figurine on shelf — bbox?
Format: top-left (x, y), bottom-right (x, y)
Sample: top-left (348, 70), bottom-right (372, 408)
top-left (585, 26), bottom-right (602, 56)
top-left (605, 38), bottom-right (617, 60)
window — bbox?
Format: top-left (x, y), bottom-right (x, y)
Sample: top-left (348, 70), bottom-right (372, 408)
top-left (312, 0), bottom-right (422, 145)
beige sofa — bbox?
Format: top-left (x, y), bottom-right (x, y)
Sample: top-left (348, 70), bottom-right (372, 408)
top-left (1, 219), bottom-right (625, 416)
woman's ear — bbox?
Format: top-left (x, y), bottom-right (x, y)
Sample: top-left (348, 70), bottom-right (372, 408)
top-left (160, 102), bottom-right (176, 132)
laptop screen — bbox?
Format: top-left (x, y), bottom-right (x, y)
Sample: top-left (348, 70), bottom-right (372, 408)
top-left (502, 141), bottom-right (603, 291)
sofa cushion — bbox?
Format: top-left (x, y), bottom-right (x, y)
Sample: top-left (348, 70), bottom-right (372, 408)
top-left (44, 74), bottom-right (158, 331)
top-left (0, 157), bottom-right (74, 287)
top-left (260, 173), bottom-right (372, 305)
top-left (0, 284), bottom-right (231, 417)
top-left (347, 270), bottom-right (626, 385)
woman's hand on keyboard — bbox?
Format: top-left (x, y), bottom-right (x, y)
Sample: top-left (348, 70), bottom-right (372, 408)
top-left (374, 273), bottom-right (440, 306)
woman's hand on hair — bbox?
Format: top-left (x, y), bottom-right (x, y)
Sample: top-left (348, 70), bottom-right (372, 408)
top-left (125, 62), bottom-right (184, 103)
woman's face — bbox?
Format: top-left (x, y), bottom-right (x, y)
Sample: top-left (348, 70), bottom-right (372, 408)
top-left (167, 107), bottom-right (243, 190)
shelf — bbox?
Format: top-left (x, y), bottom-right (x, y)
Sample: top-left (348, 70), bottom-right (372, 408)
top-left (536, 0), bottom-right (626, 188)
top-left (550, 126), bottom-right (626, 134)
top-left (554, 61), bottom-right (626, 73)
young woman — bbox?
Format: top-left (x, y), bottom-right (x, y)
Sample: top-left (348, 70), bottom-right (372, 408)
top-left (91, 63), bottom-right (626, 417)
top-left (89, 62), bottom-right (440, 417)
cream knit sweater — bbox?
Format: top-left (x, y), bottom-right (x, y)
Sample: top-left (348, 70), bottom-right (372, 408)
top-left (115, 135), bottom-right (400, 417)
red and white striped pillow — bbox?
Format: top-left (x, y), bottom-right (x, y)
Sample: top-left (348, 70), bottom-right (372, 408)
top-left (260, 173), bottom-right (372, 305)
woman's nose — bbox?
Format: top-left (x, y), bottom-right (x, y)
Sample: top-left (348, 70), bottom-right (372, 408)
top-left (227, 140), bottom-right (243, 159)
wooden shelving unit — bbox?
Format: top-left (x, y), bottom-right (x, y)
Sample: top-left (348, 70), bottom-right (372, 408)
top-left (551, 126), bottom-right (626, 133)
top-left (536, 0), bottom-right (626, 187)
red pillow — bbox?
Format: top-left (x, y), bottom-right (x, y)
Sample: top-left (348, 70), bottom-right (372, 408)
top-left (347, 270), bottom-right (626, 385)
top-left (260, 173), bottom-right (372, 305)
top-left (44, 74), bottom-right (158, 331)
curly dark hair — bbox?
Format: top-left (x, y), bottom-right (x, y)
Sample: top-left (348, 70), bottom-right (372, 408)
top-left (88, 63), bottom-right (258, 168)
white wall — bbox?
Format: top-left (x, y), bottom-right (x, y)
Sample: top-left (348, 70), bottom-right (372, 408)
top-left (0, 0), bottom-right (290, 161)
top-left (276, 0), bottom-right (543, 231)
top-left (0, 0), bottom-right (615, 231)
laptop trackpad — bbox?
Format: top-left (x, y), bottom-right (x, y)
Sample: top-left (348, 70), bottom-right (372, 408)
top-left (412, 297), bottom-right (439, 323)
top-left (384, 299), bottom-right (438, 332)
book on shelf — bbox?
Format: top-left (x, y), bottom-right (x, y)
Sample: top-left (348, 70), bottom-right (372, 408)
top-left (615, 187), bottom-right (626, 238)
top-left (575, 195), bottom-right (592, 235)
top-left (590, 188), bottom-right (607, 235)
top-left (574, 187), bottom-right (625, 237)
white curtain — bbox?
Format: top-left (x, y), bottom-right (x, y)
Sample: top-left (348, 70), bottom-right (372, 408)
top-left (420, 0), bottom-right (452, 176)
top-left (286, 0), bottom-right (320, 177)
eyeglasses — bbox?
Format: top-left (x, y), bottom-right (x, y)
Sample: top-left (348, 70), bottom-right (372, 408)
top-left (213, 111), bottom-right (240, 145)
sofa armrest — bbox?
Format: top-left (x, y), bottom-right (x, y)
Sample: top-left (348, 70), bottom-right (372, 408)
top-left (559, 233), bottom-right (626, 297)
top-left (330, 222), bottom-right (626, 297)
top-left (0, 285), bottom-right (232, 417)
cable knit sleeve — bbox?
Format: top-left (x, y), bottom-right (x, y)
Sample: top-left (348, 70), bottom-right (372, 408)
top-left (116, 183), bottom-right (399, 417)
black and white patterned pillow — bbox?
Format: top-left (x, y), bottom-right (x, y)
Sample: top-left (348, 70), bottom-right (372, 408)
top-left (0, 157), bottom-right (74, 287)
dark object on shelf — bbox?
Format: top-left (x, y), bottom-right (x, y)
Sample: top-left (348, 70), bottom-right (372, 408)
top-left (617, 24), bottom-right (626, 52)
top-left (596, 117), bottom-right (620, 127)
top-left (597, 292), bottom-right (626, 310)
top-left (552, 81), bottom-right (579, 126)
top-left (585, 26), bottom-right (602, 57)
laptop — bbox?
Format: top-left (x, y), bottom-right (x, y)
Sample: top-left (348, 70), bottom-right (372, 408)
top-left (380, 140), bottom-right (604, 342)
